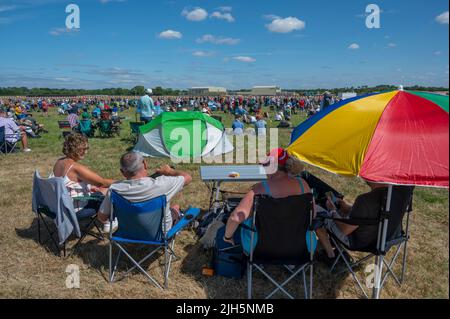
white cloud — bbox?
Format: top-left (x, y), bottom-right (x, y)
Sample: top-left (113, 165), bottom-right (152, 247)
top-left (348, 43), bottom-right (360, 50)
top-left (0, 5), bottom-right (17, 13)
top-left (233, 56), bottom-right (256, 63)
top-left (192, 50), bottom-right (215, 57)
top-left (387, 43), bottom-right (397, 48)
top-left (434, 51), bottom-right (443, 56)
top-left (217, 6), bottom-right (232, 12)
top-left (182, 7), bottom-right (208, 21)
top-left (435, 11), bottom-right (449, 24)
top-left (210, 11), bottom-right (234, 22)
top-left (196, 34), bottom-right (240, 45)
top-left (266, 16), bottom-right (305, 33)
top-left (49, 27), bottom-right (79, 36)
top-left (158, 29), bottom-right (182, 39)
top-left (263, 14), bottom-right (281, 20)
top-left (99, 0), bottom-right (126, 3)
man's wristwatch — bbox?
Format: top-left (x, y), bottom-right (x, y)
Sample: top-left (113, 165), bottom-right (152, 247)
top-left (224, 235), bottom-right (233, 241)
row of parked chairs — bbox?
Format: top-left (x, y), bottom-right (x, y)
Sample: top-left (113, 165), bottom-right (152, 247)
top-left (32, 171), bottom-right (200, 290)
top-left (58, 120), bottom-right (121, 139)
top-left (31, 170), bottom-right (414, 299)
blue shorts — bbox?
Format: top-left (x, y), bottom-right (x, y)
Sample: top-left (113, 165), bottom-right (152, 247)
top-left (140, 117), bottom-right (152, 124)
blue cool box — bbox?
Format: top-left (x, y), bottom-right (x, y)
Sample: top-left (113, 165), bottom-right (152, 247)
top-left (214, 227), bottom-right (246, 279)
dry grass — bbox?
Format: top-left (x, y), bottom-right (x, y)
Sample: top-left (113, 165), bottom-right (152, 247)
top-left (0, 107), bottom-right (448, 299)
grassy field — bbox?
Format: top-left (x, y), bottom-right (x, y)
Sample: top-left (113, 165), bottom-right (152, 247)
top-left (0, 107), bottom-right (448, 299)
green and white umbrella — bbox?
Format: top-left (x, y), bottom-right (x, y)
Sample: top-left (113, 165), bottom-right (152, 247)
top-left (134, 112), bottom-right (234, 159)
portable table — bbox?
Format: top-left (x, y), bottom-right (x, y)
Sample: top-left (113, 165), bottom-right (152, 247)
top-left (200, 165), bottom-right (268, 211)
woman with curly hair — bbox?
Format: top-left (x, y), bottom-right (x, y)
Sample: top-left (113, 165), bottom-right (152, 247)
top-left (52, 133), bottom-right (116, 230)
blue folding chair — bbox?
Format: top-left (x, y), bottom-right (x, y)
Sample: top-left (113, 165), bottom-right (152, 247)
top-left (108, 191), bottom-right (200, 289)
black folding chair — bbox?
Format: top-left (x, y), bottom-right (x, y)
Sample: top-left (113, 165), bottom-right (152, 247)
top-left (246, 194), bottom-right (316, 299)
top-left (326, 186), bottom-right (415, 298)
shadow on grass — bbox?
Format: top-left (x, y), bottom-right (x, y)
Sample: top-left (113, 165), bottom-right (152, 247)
top-left (15, 217), bottom-right (103, 258)
top-left (178, 236), bottom-right (350, 299)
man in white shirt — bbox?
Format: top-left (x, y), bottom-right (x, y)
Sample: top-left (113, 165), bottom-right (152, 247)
top-left (98, 152), bottom-right (192, 232)
top-left (0, 108), bottom-right (31, 152)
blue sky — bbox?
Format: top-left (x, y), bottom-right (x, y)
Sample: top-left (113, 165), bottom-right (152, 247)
top-left (0, 0), bottom-right (448, 89)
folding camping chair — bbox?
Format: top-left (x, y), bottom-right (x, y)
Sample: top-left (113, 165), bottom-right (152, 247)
top-left (58, 121), bottom-right (72, 139)
top-left (98, 120), bottom-right (119, 138)
top-left (32, 171), bottom-right (104, 257)
top-left (108, 192), bottom-right (200, 289)
top-left (78, 119), bottom-right (94, 138)
top-left (129, 121), bottom-right (144, 143)
top-left (0, 126), bottom-right (20, 154)
top-left (245, 194), bottom-right (316, 299)
top-left (326, 186), bottom-right (415, 299)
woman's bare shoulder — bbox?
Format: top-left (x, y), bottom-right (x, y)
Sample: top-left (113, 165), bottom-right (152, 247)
top-left (251, 182), bottom-right (264, 194)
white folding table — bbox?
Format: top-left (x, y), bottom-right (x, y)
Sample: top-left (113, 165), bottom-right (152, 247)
top-left (200, 165), bottom-right (268, 211)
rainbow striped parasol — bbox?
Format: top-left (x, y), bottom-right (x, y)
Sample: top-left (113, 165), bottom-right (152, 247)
top-left (288, 90), bottom-right (449, 188)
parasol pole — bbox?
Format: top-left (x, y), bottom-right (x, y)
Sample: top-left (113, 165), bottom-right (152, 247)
top-left (372, 184), bottom-right (393, 299)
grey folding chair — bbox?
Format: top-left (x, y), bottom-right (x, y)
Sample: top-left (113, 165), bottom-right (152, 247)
top-left (32, 171), bottom-right (104, 257)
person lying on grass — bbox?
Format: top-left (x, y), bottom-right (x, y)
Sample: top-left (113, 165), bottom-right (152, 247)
top-left (97, 151), bottom-right (193, 234)
top-left (52, 133), bottom-right (116, 231)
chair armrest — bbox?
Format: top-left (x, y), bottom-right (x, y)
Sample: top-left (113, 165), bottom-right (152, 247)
top-left (319, 215), bottom-right (379, 226)
top-left (5, 133), bottom-right (20, 139)
top-left (166, 207), bottom-right (201, 240)
top-left (73, 195), bottom-right (104, 202)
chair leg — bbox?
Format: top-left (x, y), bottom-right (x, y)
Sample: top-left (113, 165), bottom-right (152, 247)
top-left (309, 263), bottom-right (313, 299)
top-left (109, 241), bottom-right (113, 283)
top-left (37, 215), bottom-right (41, 244)
top-left (381, 244), bottom-right (403, 288)
top-left (164, 239), bottom-right (176, 288)
top-left (401, 240), bottom-right (408, 283)
top-left (164, 243), bottom-right (169, 289)
top-left (334, 240), bottom-right (368, 299)
top-left (111, 248), bottom-right (122, 283)
top-left (265, 265), bottom-right (305, 299)
top-left (372, 255), bottom-right (384, 299)
top-left (40, 215), bottom-right (61, 256)
top-left (70, 217), bottom-right (102, 257)
top-left (115, 243), bottom-right (163, 290)
top-left (302, 269), bottom-right (308, 299)
top-left (247, 262), bottom-right (253, 299)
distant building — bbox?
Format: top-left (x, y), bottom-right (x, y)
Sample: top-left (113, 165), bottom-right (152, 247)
top-left (188, 87), bottom-right (227, 96)
top-left (338, 92), bottom-right (357, 100)
top-left (249, 86), bottom-right (282, 96)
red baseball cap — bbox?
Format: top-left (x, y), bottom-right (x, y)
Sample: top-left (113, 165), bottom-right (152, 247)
top-left (261, 148), bottom-right (289, 167)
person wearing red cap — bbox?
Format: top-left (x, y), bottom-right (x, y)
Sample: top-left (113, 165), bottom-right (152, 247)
top-left (223, 148), bottom-right (311, 245)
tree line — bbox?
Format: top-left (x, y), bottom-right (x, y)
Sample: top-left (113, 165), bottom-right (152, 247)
top-left (0, 86), bottom-right (186, 97)
top-left (0, 85), bottom-right (447, 97)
